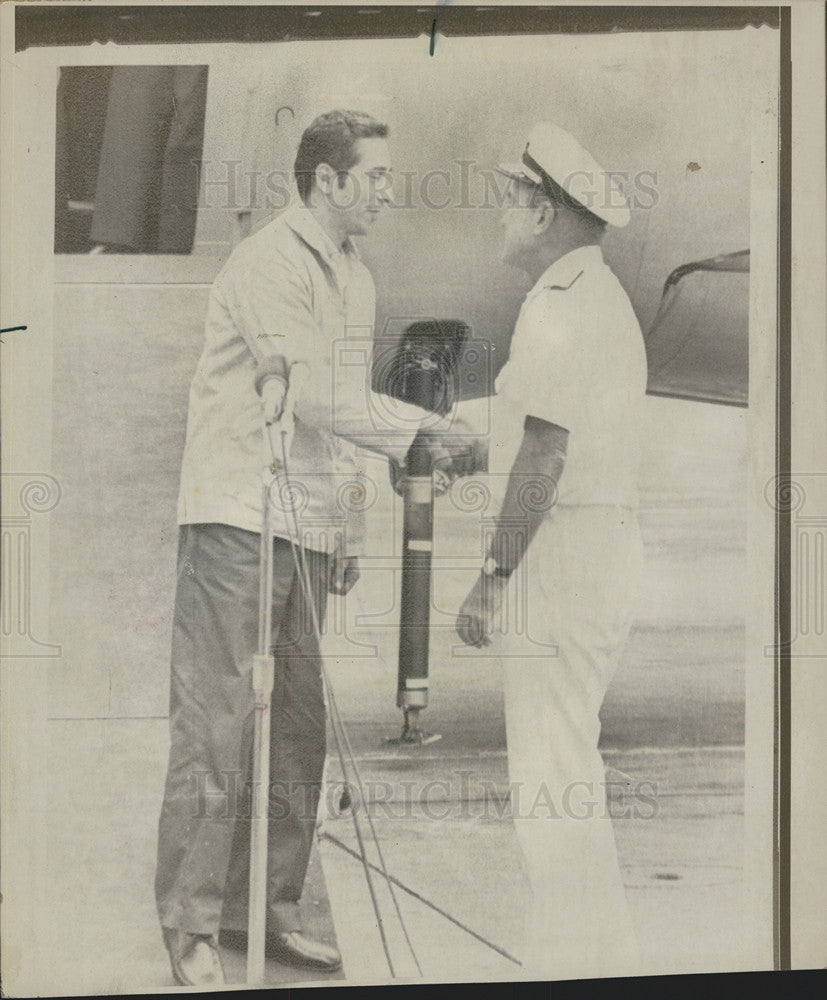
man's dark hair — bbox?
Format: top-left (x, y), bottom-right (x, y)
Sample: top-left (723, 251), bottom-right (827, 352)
top-left (293, 110), bottom-right (389, 204)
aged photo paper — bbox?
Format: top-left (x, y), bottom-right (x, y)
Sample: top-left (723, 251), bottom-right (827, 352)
top-left (1, 1), bottom-right (824, 994)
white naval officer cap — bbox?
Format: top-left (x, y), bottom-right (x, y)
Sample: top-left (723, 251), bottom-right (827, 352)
top-left (497, 122), bottom-right (630, 228)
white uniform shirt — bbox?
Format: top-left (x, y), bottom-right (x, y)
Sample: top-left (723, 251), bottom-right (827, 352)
top-left (490, 244), bottom-right (647, 509)
top-left (177, 203), bottom-right (421, 553)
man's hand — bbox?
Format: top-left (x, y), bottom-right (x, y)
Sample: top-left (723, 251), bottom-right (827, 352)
top-left (420, 423), bottom-right (487, 481)
top-left (426, 439), bottom-right (461, 494)
top-left (455, 572), bottom-right (506, 647)
top-left (425, 409), bottom-right (488, 479)
top-left (328, 552), bottom-right (360, 596)
top-left (388, 439), bottom-right (461, 498)
top-left (437, 435), bottom-right (486, 478)
top-left (261, 375), bottom-right (288, 424)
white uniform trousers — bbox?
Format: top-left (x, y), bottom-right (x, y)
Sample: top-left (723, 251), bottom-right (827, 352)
top-left (499, 504), bottom-right (644, 980)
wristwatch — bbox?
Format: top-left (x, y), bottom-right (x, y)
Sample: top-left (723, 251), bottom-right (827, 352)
top-left (482, 556), bottom-right (514, 580)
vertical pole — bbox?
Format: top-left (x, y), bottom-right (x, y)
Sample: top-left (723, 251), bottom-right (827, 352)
top-left (396, 431), bottom-right (434, 729)
top-left (248, 476), bottom-right (275, 984)
top-left (389, 322), bottom-right (467, 742)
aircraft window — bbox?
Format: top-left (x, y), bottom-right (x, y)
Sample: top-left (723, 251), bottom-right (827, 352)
top-left (645, 251), bottom-right (750, 407)
top-left (54, 65), bottom-right (209, 254)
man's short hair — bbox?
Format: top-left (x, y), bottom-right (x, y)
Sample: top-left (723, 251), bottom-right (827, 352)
top-left (536, 171), bottom-right (608, 237)
top-left (294, 110), bottom-right (389, 204)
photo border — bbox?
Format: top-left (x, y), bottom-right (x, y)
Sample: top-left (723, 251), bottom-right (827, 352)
top-left (2, 0), bottom-right (813, 988)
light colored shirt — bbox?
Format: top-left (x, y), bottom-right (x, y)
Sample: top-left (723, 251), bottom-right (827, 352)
top-left (177, 202), bottom-right (424, 553)
top-left (490, 243), bottom-right (647, 509)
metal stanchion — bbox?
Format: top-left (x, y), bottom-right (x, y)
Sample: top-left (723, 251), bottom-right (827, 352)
top-left (247, 438), bottom-right (278, 985)
top-left (381, 320), bottom-right (469, 745)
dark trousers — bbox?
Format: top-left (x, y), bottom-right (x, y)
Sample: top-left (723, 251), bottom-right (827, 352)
top-left (154, 523), bottom-right (329, 936)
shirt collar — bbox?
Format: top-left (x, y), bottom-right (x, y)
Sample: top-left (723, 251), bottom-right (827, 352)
top-left (282, 201), bottom-right (359, 264)
top-left (524, 243), bottom-right (604, 303)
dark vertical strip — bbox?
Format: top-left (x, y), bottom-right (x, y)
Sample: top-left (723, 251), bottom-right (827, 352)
top-left (775, 2), bottom-right (792, 974)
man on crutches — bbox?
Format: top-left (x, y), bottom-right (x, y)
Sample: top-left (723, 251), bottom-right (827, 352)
top-left (155, 109), bottom-right (475, 988)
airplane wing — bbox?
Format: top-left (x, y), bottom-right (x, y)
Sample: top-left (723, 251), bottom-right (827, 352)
top-left (644, 250), bottom-right (750, 407)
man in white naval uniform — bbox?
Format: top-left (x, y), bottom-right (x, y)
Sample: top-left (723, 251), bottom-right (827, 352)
top-left (455, 122), bottom-right (647, 979)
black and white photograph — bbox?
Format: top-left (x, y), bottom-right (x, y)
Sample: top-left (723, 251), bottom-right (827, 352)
top-left (1, 2), bottom-right (824, 995)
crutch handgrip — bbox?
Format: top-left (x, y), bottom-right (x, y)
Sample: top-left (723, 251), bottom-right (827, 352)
top-left (264, 361), bottom-right (310, 464)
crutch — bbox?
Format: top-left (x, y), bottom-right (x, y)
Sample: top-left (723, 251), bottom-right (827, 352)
top-left (247, 364), bottom-right (307, 984)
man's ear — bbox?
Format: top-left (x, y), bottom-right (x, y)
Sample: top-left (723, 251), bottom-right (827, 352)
top-left (314, 162), bottom-right (337, 194)
top-left (534, 198), bottom-right (556, 235)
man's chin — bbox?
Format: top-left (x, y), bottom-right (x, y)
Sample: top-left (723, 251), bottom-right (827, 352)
top-left (354, 216), bottom-right (379, 236)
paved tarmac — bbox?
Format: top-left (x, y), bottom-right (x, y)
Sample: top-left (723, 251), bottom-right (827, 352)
top-left (37, 716), bottom-right (748, 994)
